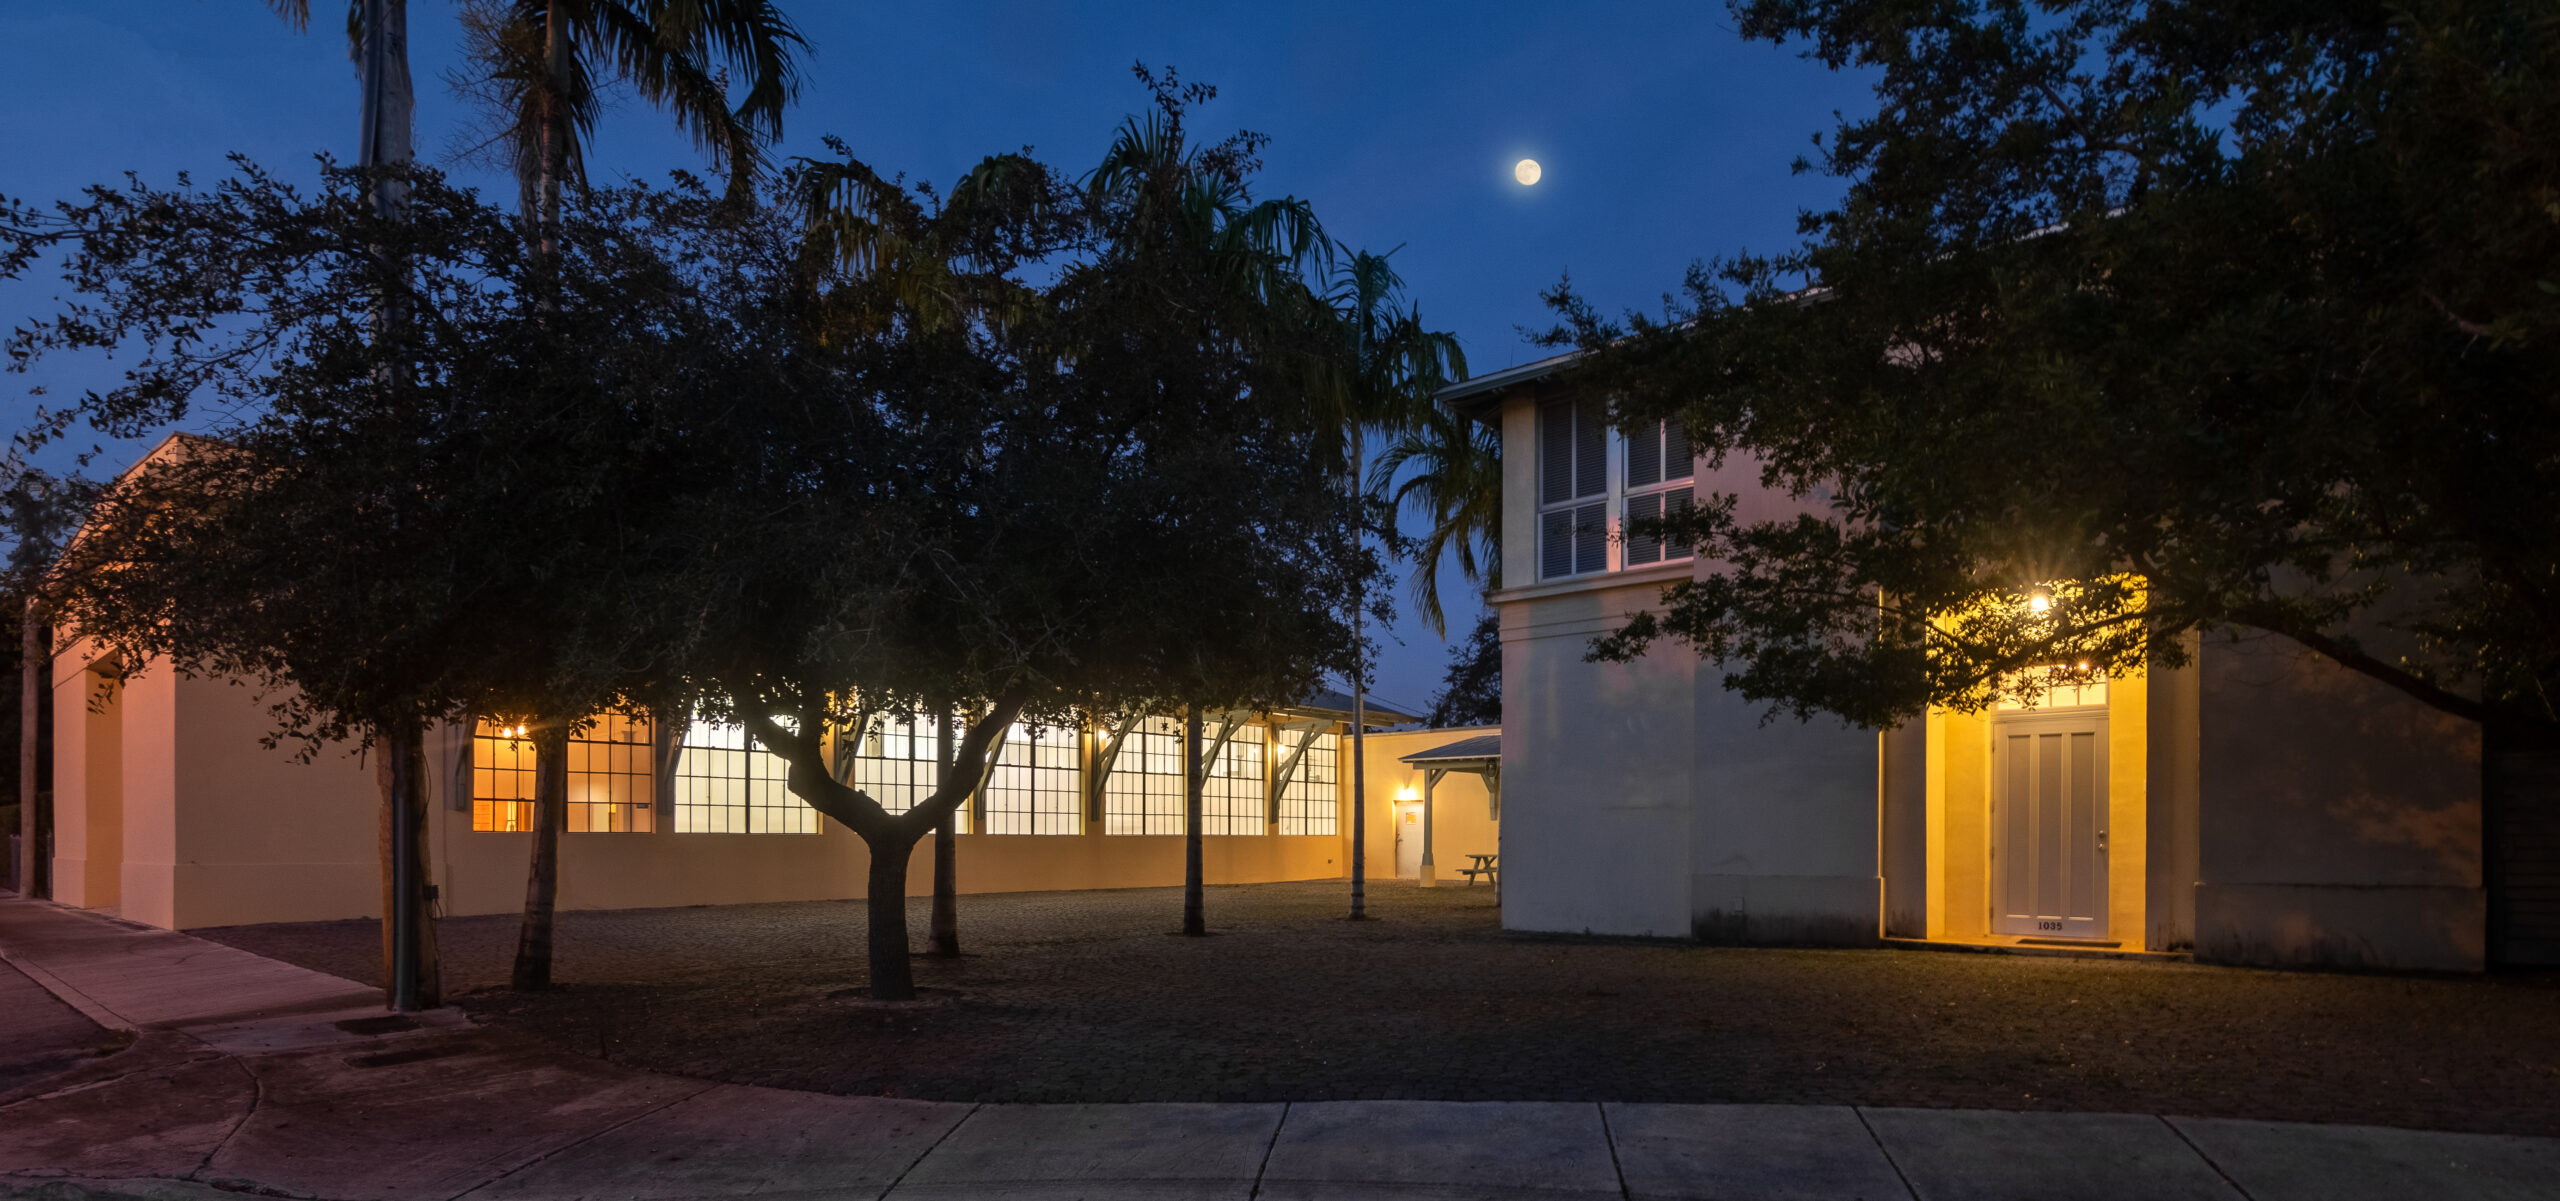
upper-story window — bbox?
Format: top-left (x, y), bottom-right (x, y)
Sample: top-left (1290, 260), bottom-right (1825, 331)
top-left (1621, 416), bottom-right (1694, 567)
top-left (1538, 400), bottom-right (1693, 581)
top-left (1538, 398), bottom-right (1608, 579)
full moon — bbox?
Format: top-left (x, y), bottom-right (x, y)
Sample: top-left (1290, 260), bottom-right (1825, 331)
top-left (1514, 158), bottom-right (1542, 186)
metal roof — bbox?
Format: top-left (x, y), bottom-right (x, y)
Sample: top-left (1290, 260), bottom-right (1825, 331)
top-left (1397, 733), bottom-right (1502, 765)
top-left (1433, 347), bottom-right (1583, 418)
top-left (1283, 688), bottom-right (1428, 727)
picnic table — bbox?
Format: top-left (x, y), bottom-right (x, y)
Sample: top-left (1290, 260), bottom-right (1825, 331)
top-left (1458, 852), bottom-right (1498, 887)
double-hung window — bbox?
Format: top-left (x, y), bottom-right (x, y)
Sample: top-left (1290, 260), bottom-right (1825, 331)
top-left (1620, 416), bottom-right (1694, 567)
top-left (1537, 398), bottom-right (1608, 579)
top-left (1537, 399), bottom-right (1693, 580)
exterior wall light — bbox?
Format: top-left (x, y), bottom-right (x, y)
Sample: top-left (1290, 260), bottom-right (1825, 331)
top-left (1395, 785), bottom-right (1419, 802)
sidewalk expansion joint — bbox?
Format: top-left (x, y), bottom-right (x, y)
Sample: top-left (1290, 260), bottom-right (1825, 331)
top-left (1595, 1102), bottom-right (1631, 1200)
top-left (1246, 1099), bottom-right (1290, 1200)
top-left (440, 1079), bottom-right (719, 1201)
top-left (1850, 1107), bottom-right (1922, 1201)
top-left (2160, 1114), bottom-right (2261, 1201)
top-left (875, 1100), bottom-right (983, 1201)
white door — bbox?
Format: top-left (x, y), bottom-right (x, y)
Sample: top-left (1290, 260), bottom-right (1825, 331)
top-left (1991, 711), bottom-right (2109, 939)
top-left (1393, 802), bottom-right (1423, 878)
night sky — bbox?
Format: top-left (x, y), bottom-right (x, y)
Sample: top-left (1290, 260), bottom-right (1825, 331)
top-left (0, 2), bottom-right (1873, 711)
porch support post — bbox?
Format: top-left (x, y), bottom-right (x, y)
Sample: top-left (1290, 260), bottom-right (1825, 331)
top-left (1419, 767), bottom-right (1441, 887)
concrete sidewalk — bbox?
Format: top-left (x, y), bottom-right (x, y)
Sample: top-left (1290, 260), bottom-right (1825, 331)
top-left (3, 897), bottom-right (2555, 1201)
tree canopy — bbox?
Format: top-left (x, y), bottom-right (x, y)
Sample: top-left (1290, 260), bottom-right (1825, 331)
top-left (1551, 0), bottom-right (2560, 734)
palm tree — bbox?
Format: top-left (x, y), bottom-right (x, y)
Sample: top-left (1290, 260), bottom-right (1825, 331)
top-left (456, 0), bottom-right (807, 256)
top-left (269, 0), bottom-right (440, 1011)
top-left (1313, 248), bottom-right (1466, 918)
top-left (1373, 402), bottom-right (1502, 638)
top-left (448, 0), bottom-right (807, 991)
top-left (1080, 79), bottom-right (1339, 938)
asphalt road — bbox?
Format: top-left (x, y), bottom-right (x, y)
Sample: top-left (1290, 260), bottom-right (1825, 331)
top-left (0, 947), bottom-right (120, 1096)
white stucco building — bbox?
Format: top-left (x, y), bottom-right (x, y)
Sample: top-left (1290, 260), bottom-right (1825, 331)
top-left (1454, 353), bottom-right (2554, 972)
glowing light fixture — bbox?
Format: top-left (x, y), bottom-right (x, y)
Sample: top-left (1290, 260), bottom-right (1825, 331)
top-left (1395, 785), bottom-right (1420, 802)
top-left (2026, 587), bottom-right (2053, 614)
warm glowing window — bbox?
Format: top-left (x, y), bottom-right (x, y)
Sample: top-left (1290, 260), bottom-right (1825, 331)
top-left (673, 720), bottom-right (816, 834)
top-left (1276, 730), bottom-right (1341, 836)
top-left (851, 712), bottom-right (958, 830)
top-left (1102, 716), bottom-right (1184, 835)
top-left (472, 715), bottom-right (656, 832)
top-left (472, 722), bottom-right (537, 832)
top-left (984, 722), bottom-right (1082, 835)
top-left (1201, 723), bottom-right (1267, 835)
top-left (566, 713), bottom-right (656, 832)
top-left (1997, 667), bottom-right (2110, 711)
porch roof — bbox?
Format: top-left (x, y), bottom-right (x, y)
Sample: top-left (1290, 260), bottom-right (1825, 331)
top-left (1397, 733), bottom-right (1501, 768)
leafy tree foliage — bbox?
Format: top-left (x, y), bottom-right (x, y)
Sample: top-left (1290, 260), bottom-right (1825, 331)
top-left (8, 164), bottom-right (749, 1000)
top-left (710, 78), bottom-right (1376, 996)
top-left (1553, 0), bottom-right (2560, 733)
top-left (1426, 610), bottom-right (1502, 729)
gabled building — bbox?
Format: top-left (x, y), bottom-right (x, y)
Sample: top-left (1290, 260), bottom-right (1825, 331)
top-left (47, 613), bottom-right (1435, 929)
top-left (1453, 353), bottom-right (2550, 972)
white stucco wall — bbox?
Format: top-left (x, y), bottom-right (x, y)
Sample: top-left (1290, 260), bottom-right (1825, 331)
top-left (1498, 579), bottom-right (1695, 937)
top-left (2195, 631), bottom-right (2484, 970)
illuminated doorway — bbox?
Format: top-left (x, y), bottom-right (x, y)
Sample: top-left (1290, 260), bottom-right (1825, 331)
top-left (1990, 705), bottom-right (2110, 940)
top-left (1393, 801), bottom-right (1423, 878)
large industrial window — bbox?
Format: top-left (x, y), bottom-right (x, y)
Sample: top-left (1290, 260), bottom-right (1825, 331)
top-left (851, 712), bottom-right (957, 829)
top-left (1277, 730), bottom-right (1341, 835)
top-left (1101, 716), bottom-right (1184, 835)
top-left (1201, 723), bottom-right (1267, 835)
top-left (673, 720), bottom-right (817, 834)
top-left (472, 715), bottom-right (655, 832)
top-left (566, 712), bottom-right (656, 832)
top-left (984, 722), bottom-right (1082, 835)
top-left (472, 721), bottom-right (537, 832)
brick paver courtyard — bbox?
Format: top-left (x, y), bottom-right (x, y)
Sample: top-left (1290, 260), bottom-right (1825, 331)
top-left (198, 880), bottom-right (2560, 1135)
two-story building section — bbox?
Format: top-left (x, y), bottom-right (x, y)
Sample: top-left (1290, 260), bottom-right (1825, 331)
top-left (1451, 352), bottom-right (2531, 972)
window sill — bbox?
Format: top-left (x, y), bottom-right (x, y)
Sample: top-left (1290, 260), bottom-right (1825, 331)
top-left (1488, 559), bottom-right (1695, 605)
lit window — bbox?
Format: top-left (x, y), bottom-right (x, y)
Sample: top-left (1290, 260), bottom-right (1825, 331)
top-left (1996, 667), bottom-right (2110, 711)
top-left (1102, 716), bottom-right (1184, 835)
top-left (567, 713), bottom-right (657, 832)
top-left (985, 722), bottom-right (1082, 835)
top-left (851, 712), bottom-right (960, 830)
top-left (472, 715), bottom-right (657, 832)
top-left (472, 721), bottom-right (537, 832)
top-left (1276, 730), bottom-right (1340, 836)
top-left (1202, 723), bottom-right (1266, 835)
top-left (674, 720), bottom-right (816, 834)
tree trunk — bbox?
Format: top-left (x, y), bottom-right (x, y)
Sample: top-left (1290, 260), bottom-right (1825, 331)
top-left (357, 0), bottom-right (412, 220)
top-left (536, 2), bottom-right (568, 258)
top-left (866, 829), bottom-right (920, 999)
top-left (1349, 657), bottom-right (1369, 920)
top-left (1347, 427), bottom-right (1370, 920)
top-left (927, 712), bottom-right (959, 958)
top-left (17, 598), bottom-right (42, 898)
top-left (377, 721), bottom-right (441, 1010)
top-left (1183, 707), bottom-right (1205, 936)
top-left (927, 812), bottom-right (958, 957)
top-left (511, 730), bottom-right (567, 991)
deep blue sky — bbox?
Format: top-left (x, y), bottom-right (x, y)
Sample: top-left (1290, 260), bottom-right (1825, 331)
top-left (0, 2), bottom-right (1873, 713)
